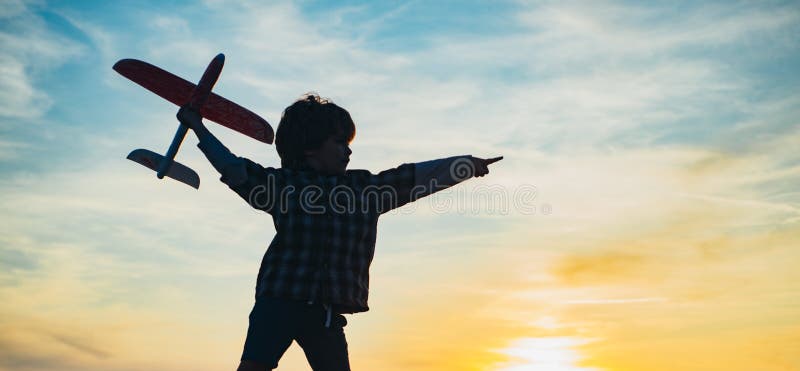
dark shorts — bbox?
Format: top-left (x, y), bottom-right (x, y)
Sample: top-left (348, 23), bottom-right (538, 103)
top-left (241, 296), bottom-right (350, 371)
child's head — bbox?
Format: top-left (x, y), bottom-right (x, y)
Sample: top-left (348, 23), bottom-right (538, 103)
top-left (275, 93), bottom-right (355, 175)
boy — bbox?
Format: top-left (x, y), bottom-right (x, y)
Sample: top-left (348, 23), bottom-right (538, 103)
top-left (177, 94), bottom-right (501, 371)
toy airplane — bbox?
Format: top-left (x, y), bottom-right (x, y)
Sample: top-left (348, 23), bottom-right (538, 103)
top-left (113, 53), bottom-right (273, 189)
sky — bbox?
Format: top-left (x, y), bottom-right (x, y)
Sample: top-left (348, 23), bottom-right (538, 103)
top-left (1, 0), bottom-right (799, 370)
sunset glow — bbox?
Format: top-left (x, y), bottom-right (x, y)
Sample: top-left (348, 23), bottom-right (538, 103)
top-left (494, 337), bottom-right (597, 371)
top-left (2, 1), bottom-right (799, 370)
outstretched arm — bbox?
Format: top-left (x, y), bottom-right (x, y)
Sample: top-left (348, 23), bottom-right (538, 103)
top-left (413, 155), bottom-right (503, 199)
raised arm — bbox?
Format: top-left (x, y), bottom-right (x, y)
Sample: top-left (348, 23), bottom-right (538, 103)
top-left (177, 106), bottom-right (283, 213)
top-left (177, 106), bottom-right (249, 186)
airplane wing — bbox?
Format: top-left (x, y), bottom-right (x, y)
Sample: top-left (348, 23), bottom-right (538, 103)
top-left (113, 59), bottom-right (274, 144)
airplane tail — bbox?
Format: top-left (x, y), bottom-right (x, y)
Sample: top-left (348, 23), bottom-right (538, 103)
top-left (127, 148), bottom-right (200, 189)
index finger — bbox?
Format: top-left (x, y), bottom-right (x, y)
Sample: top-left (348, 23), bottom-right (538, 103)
top-left (485, 156), bottom-right (504, 165)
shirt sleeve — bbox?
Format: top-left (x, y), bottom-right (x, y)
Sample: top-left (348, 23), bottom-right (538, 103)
top-left (197, 135), bottom-right (284, 213)
top-left (412, 155), bottom-right (474, 199)
top-left (365, 163), bottom-right (416, 214)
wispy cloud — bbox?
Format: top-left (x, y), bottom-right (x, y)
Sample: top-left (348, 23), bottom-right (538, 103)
top-left (0, 2), bottom-right (85, 119)
top-left (55, 12), bottom-right (118, 83)
top-left (0, 138), bottom-right (29, 160)
top-left (564, 297), bottom-right (667, 305)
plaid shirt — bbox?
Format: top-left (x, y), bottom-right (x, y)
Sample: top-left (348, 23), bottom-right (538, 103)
top-left (199, 137), bottom-right (437, 313)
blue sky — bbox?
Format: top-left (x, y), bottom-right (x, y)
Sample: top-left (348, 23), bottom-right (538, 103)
top-left (2, 1), bottom-right (800, 370)
top-left (4, 1), bottom-right (799, 165)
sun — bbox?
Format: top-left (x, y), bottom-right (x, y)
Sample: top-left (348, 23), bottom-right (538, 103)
top-left (494, 337), bottom-right (599, 371)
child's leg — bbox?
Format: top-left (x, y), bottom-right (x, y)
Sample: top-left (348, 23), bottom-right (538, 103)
top-left (236, 360), bottom-right (269, 371)
top-left (295, 307), bottom-right (351, 371)
top-left (239, 297), bottom-right (297, 369)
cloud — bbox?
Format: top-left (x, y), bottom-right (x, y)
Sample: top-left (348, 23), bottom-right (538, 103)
top-left (0, 239), bottom-right (38, 277)
top-left (402, 1), bottom-right (800, 154)
top-left (0, 2), bottom-right (85, 120)
top-left (47, 334), bottom-right (109, 359)
top-left (0, 138), bottom-right (30, 160)
top-left (554, 251), bottom-right (649, 285)
top-left (0, 314), bottom-right (110, 371)
top-left (515, 1), bottom-right (800, 58)
top-left (96, 0), bottom-right (798, 165)
top-left (0, 0), bottom-right (31, 18)
top-left (563, 297), bottom-right (667, 305)
top-left (56, 12), bottom-right (117, 77)
top-left (0, 53), bottom-right (53, 119)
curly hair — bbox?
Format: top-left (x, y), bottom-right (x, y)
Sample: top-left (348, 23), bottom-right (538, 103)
top-left (275, 93), bottom-right (356, 170)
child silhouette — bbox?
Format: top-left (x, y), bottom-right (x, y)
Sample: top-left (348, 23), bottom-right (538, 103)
top-left (177, 93), bottom-right (502, 371)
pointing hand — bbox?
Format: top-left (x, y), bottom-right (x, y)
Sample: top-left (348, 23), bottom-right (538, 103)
top-left (472, 156), bottom-right (503, 177)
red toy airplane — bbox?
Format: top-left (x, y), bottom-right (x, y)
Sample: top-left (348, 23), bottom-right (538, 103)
top-left (113, 53), bottom-right (273, 188)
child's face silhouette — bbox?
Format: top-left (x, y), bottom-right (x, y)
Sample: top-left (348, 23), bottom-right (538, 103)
top-left (305, 133), bottom-right (352, 175)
